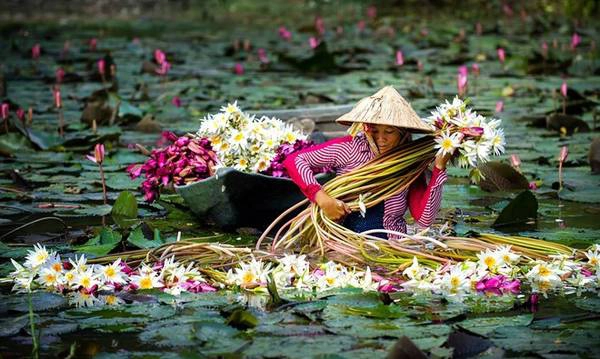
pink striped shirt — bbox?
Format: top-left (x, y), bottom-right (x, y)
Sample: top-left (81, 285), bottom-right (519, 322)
top-left (284, 133), bottom-right (447, 238)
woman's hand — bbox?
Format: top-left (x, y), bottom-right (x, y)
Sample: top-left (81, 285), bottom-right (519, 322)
top-left (434, 152), bottom-right (452, 170)
top-left (315, 190), bottom-right (351, 221)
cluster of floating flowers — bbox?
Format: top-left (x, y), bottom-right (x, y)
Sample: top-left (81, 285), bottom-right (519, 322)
top-left (9, 244), bottom-right (216, 308)
top-left (398, 244), bottom-right (600, 300)
top-left (9, 244), bottom-right (600, 307)
top-left (426, 97), bottom-right (506, 177)
top-left (196, 102), bottom-right (308, 173)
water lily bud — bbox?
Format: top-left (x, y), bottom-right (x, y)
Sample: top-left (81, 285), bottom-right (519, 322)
top-left (315, 16), bottom-right (325, 36)
top-left (94, 143), bottom-right (105, 164)
top-left (55, 67), bottom-right (65, 84)
top-left (395, 50), bottom-right (404, 66)
top-left (31, 43), bottom-right (41, 59)
top-left (309, 37), bottom-right (320, 49)
top-left (172, 96), bottom-right (182, 108)
top-left (16, 108), bottom-right (25, 122)
top-left (495, 100), bottom-right (504, 113)
top-left (357, 20), bottom-right (366, 33)
top-left (471, 63), bottom-right (480, 76)
top-left (53, 87), bottom-right (62, 108)
top-left (278, 26), bottom-right (291, 41)
top-left (89, 38), bottom-right (97, 51)
top-left (497, 48), bottom-right (506, 64)
top-left (367, 5), bottom-right (376, 19)
top-left (257, 48), bottom-right (269, 64)
top-left (510, 154), bottom-right (521, 168)
top-left (541, 41), bottom-right (548, 58)
top-left (560, 81), bottom-right (568, 98)
top-left (558, 146), bottom-right (568, 163)
top-left (27, 107), bottom-right (33, 126)
top-left (571, 33), bottom-right (581, 50)
top-left (1, 103), bottom-right (8, 119)
top-left (154, 49), bottom-right (166, 65)
top-left (97, 59), bottom-right (106, 76)
top-left (92, 119), bottom-right (97, 134)
top-left (156, 61), bottom-right (171, 76)
top-left (458, 65), bottom-right (468, 77)
top-left (233, 63), bottom-right (244, 75)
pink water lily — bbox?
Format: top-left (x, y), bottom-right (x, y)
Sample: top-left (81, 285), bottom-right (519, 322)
top-left (395, 50), bottom-right (404, 66)
top-left (367, 5), bottom-right (377, 19)
top-left (257, 48), bottom-right (269, 64)
top-left (89, 38), bottom-right (97, 51)
top-left (1, 103), bottom-right (8, 120)
top-left (156, 61), bottom-right (171, 76)
top-left (16, 108), bottom-right (25, 122)
top-left (497, 48), bottom-right (506, 64)
top-left (171, 96), bottom-right (182, 108)
top-left (559, 145), bottom-right (568, 163)
top-left (357, 20), bottom-right (366, 33)
top-left (571, 33), bottom-right (581, 50)
top-left (510, 154), bottom-right (521, 168)
top-left (471, 63), bottom-right (480, 76)
top-left (154, 49), bottom-right (166, 65)
top-left (31, 43), bottom-right (41, 59)
top-left (460, 126), bottom-right (484, 137)
top-left (315, 16), bottom-right (325, 36)
top-left (98, 59), bottom-right (106, 76)
top-left (560, 81), bottom-right (568, 98)
top-left (495, 100), bottom-right (504, 113)
top-left (233, 63), bottom-right (244, 75)
top-left (53, 87), bottom-right (62, 108)
top-left (278, 26), bottom-right (292, 41)
top-left (528, 181), bottom-right (538, 190)
top-left (541, 41), bottom-right (548, 58)
top-left (309, 37), bottom-right (320, 49)
top-left (56, 68), bottom-right (65, 84)
top-left (457, 66), bottom-right (468, 96)
top-left (87, 143), bottom-right (105, 164)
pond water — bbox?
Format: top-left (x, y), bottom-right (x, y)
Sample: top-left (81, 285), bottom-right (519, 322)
top-left (0, 1), bottom-right (599, 357)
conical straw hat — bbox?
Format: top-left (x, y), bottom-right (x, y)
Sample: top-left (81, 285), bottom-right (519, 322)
top-left (335, 86), bottom-right (433, 133)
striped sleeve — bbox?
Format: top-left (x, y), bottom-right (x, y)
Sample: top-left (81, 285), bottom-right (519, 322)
top-left (382, 191), bottom-right (408, 239)
top-left (407, 166), bottom-right (448, 228)
top-left (283, 136), bottom-right (354, 202)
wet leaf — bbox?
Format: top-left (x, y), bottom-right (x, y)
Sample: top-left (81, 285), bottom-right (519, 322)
top-left (492, 190), bottom-right (538, 228)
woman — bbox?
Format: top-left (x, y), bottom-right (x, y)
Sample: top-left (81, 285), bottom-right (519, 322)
top-left (284, 86), bottom-right (451, 239)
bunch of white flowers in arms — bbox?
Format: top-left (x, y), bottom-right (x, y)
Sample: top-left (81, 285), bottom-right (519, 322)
top-left (196, 102), bottom-right (307, 173)
top-left (426, 97), bottom-right (506, 181)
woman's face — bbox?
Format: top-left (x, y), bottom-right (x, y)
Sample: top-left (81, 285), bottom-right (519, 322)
top-left (366, 124), bottom-right (406, 154)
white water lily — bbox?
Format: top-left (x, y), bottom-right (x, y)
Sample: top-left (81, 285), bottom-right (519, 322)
top-left (435, 266), bottom-right (471, 296)
top-left (496, 246), bottom-right (520, 265)
top-left (69, 290), bottom-right (98, 308)
top-left (10, 259), bottom-right (35, 293)
top-left (434, 130), bottom-right (461, 157)
top-left (227, 257), bottom-right (272, 287)
top-left (525, 262), bottom-right (562, 284)
top-left (75, 268), bottom-right (100, 290)
top-left (477, 249), bottom-right (505, 272)
top-left (585, 250), bottom-right (600, 272)
top-left (130, 270), bottom-right (163, 290)
top-left (36, 267), bottom-right (64, 288)
top-left (96, 259), bottom-right (127, 284)
top-left (357, 194), bottom-right (367, 218)
top-left (69, 254), bottom-right (88, 273)
top-left (24, 244), bottom-right (53, 269)
top-left (403, 257), bottom-right (428, 280)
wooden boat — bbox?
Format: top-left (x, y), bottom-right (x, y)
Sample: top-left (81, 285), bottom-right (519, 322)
top-left (175, 167), bottom-right (333, 230)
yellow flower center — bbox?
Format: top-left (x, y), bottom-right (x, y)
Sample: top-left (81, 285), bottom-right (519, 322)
top-left (52, 263), bottom-right (63, 272)
top-left (139, 276), bottom-right (153, 289)
top-left (450, 276), bottom-right (460, 288)
top-left (484, 256), bottom-right (496, 268)
top-left (590, 258), bottom-right (598, 266)
top-left (539, 266), bottom-right (551, 277)
top-left (105, 295), bottom-right (117, 305)
top-left (36, 253), bottom-right (48, 263)
top-left (105, 267), bottom-right (116, 278)
top-left (242, 271), bottom-right (256, 284)
top-left (233, 133), bottom-right (244, 142)
top-left (326, 277), bottom-right (336, 286)
top-left (81, 276), bottom-right (91, 288)
top-left (45, 273), bottom-right (56, 285)
top-left (441, 138), bottom-right (453, 150)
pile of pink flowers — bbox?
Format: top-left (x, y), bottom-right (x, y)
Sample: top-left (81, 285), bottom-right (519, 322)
top-left (127, 132), bottom-right (218, 202)
top-left (261, 139), bottom-right (327, 177)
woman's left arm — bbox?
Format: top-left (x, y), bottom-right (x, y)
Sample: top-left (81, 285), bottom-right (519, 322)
top-left (407, 164), bottom-right (448, 228)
